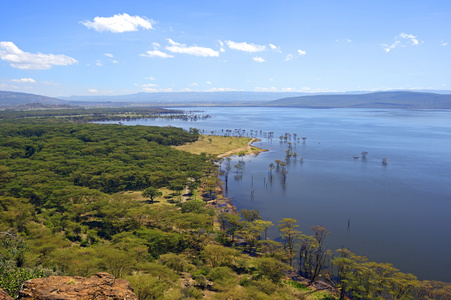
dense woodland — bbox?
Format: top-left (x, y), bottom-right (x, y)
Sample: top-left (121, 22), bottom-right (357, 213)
top-left (1, 110), bottom-right (450, 299)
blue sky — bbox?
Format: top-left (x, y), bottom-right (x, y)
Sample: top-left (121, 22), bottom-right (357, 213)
top-left (1, 0), bottom-right (450, 97)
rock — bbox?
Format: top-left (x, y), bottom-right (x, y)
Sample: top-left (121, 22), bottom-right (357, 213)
top-left (0, 288), bottom-right (14, 300)
top-left (18, 272), bottom-right (137, 300)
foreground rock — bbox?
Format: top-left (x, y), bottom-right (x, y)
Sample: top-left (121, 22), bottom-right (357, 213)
top-left (0, 288), bottom-right (14, 300)
top-left (18, 272), bottom-right (137, 300)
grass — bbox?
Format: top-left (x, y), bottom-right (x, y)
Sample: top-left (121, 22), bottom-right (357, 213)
top-left (283, 281), bottom-right (338, 300)
top-left (174, 135), bottom-right (262, 157)
top-left (116, 188), bottom-right (183, 206)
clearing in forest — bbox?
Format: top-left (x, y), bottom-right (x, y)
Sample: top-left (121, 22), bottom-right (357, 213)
top-left (174, 135), bottom-right (265, 157)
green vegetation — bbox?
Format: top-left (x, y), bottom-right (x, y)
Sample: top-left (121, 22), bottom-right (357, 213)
top-left (0, 110), bottom-right (450, 299)
top-left (175, 135), bottom-right (252, 156)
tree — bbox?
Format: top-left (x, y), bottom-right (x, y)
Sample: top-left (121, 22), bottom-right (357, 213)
top-left (268, 163), bottom-right (275, 175)
top-left (142, 186), bottom-right (162, 203)
top-left (234, 163), bottom-right (243, 174)
top-left (278, 218), bottom-right (301, 266)
top-left (0, 232), bottom-right (47, 298)
top-left (254, 257), bottom-right (289, 283)
top-left (240, 209), bottom-right (261, 222)
top-left (202, 244), bottom-right (238, 268)
top-left (298, 226), bottom-right (331, 283)
top-left (254, 220), bottom-right (274, 240)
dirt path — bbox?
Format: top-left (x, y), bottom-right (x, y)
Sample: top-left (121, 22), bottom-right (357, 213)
top-left (181, 185), bottom-right (189, 203)
top-left (217, 138), bottom-right (258, 158)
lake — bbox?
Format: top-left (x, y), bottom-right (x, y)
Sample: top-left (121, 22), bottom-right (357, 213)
top-left (102, 107), bottom-right (451, 282)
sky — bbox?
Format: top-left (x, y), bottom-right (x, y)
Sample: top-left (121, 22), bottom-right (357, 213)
top-left (0, 0), bottom-right (450, 98)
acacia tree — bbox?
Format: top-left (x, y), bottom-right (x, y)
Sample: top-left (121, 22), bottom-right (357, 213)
top-left (240, 209), bottom-right (261, 222)
top-left (299, 225), bottom-right (331, 283)
top-left (254, 219), bottom-right (274, 240)
top-left (299, 225), bottom-right (330, 283)
top-left (278, 218), bottom-right (301, 266)
top-left (142, 186), bottom-right (162, 203)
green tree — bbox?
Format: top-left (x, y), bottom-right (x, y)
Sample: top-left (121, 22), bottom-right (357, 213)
top-left (142, 186), bottom-right (162, 203)
top-left (278, 218), bottom-right (301, 266)
top-left (240, 209), bottom-right (261, 222)
top-left (298, 225), bottom-right (331, 283)
top-left (254, 257), bottom-right (289, 283)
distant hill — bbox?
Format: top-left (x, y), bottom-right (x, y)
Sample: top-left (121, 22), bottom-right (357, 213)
top-left (266, 91), bottom-right (451, 108)
top-left (2, 90), bottom-right (451, 109)
top-left (60, 91), bottom-right (307, 103)
top-left (0, 91), bottom-right (67, 108)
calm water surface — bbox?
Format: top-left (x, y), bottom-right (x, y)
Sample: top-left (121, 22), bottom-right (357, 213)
top-left (106, 107), bottom-right (451, 282)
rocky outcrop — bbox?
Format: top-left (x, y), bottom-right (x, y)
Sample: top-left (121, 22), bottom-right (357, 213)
top-left (18, 272), bottom-right (137, 300)
top-left (0, 288), bottom-right (14, 300)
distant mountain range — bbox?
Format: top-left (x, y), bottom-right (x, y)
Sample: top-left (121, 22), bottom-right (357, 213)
top-left (267, 91), bottom-right (451, 108)
top-left (59, 91), bottom-right (308, 103)
top-left (1, 90), bottom-right (451, 109)
top-left (0, 91), bottom-right (67, 108)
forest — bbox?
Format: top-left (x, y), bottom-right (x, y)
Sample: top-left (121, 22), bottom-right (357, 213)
top-left (1, 109), bottom-right (450, 299)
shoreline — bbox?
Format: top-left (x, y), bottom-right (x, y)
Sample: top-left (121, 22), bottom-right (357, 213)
top-left (216, 137), bottom-right (268, 158)
top-left (209, 138), bottom-right (268, 214)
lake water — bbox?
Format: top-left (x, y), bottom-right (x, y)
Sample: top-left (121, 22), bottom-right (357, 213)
top-left (102, 107), bottom-right (451, 282)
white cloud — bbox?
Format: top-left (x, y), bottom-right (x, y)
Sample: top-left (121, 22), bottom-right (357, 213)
top-left (135, 83), bottom-right (158, 91)
top-left (205, 87), bottom-right (238, 92)
top-left (135, 83), bottom-right (174, 93)
top-left (104, 53), bottom-right (114, 58)
top-left (11, 78), bottom-right (36, 83)
top-left (297, 49), bottom-right (306, 55)
top-left (285, 50), bottom-right (305, 61)
top-left (252, 56), bottom-right (265, 63)
top-left (399, 32), bottom-right (419, 45)
top-left (336, 39), bottom-right (352, 43)
top-left (382, 33), bottom-right (421, 52)
top-left (89, 89), bottom-right (99, 93)
top-left (112, 60), bottom-right (118, 64)
top-left (381, 41), bottom-right (400, 52)
top-left (145, 77), bottom-right (156, 80)
top-left (255, 86), bottom-right (312, 92)
top-left (96, 60), bottom-right (102, 66)
top-left (180, 88), bottom-right (192, 92)
top-left (206, 81), bottom-right (212, 85)
top-left (81, 13), bottom-right (155, 33)
top-left (144, 87), bottom-right (173, 93)
top-left (0, 83), bottom-right (18, 90)
top-left (142, 88), bottom-right (158, 92)
top-left (166, 39), bottom-right (219, 57)
top-left (255, 87), bottom-right (278, 92)
top-left (269, 43), bottom-right (281, 53)
top-left (441, 41), bottom-right (448, 46)
top-left (225, 40), bottom-right (266, 52)
top-left (0, 41), bottom-right (77, 70)
top-left (140, 50), bottom-right (174, 58)
top-left (189, 82), bottom-right (198, 86)
top-left (135, 83), bottom-right (158, 88)
top-left (218, 40), bottom-right (226, 52)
